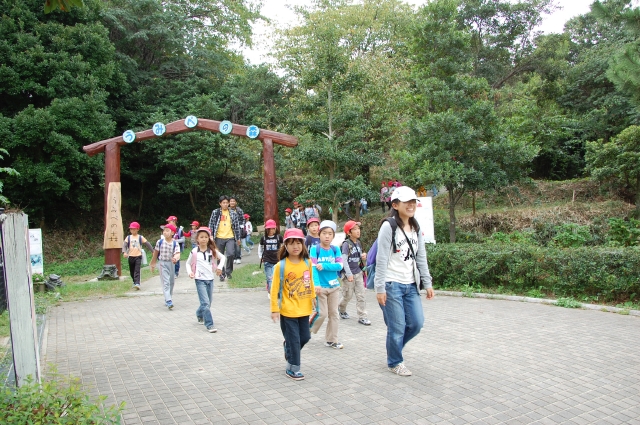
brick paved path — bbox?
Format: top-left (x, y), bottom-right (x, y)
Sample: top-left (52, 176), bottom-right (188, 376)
top-left (44, 286), bottom-right (640, 425)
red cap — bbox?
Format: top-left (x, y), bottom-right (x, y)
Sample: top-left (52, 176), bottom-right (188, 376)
top-left (191, 221), bottom-right (199, 227)
top-left (307, 217), bottom-right (320, 225)
top-left (243, 213), bottom-right (250, 219)
top-left (166, 215), bottom-right (177, 222)
top-left (285, 208), bottom-right (292, 213)
top-left (283, 228), bottom-right (305, 242)
top-left (388, 181), bottom-right (394, 186)
top-left (164, 224), bottom-right (177, 233)
top-left (265, 219), bottom-right (277, 229)
top-left (129, 222), bottom-right (140, 229)
top-left (343, 220), bottom-right (361, 234)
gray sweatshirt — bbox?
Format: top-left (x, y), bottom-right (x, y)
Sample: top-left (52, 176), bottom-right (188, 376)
top-left (373, 220), bottom-right (432, 293)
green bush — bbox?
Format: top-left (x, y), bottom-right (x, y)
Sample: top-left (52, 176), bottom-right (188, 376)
top-left (607, 217), bottom-right (640, 246)
top-left (427, 243), bottom-right (640, 302)
top-left (550, 223), bottom-right (592, 248)
top-left (0, 375), bottom-right (124, 424)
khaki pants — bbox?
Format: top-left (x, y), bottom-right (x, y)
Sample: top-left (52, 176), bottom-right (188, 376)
top-left (339, 271), bottom-right (367, 319)
top-left (310, 287), bottom-right (340, 342)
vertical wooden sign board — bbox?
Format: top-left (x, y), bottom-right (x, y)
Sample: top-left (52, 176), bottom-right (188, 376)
top-left (1, 212), bottom-right (40, 386)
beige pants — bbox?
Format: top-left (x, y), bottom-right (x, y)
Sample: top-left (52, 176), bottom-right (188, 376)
top-left (339, 271), bottom-right (367, 319)
top-left (311, 287), bottom-right (340, 342)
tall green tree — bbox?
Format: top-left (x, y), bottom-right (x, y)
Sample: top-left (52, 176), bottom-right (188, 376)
top-left (403, 0), bottom-right (537, 242)
top-left (586, 125), bottom-right (640, 214)
top-left (0, 0), bottom-right (125, 226)
top-left (274, 0), bottom-right (412, 221)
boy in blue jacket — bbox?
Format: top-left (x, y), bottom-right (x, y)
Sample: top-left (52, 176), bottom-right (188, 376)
top-left (309, 220), bottom-right (344, 349)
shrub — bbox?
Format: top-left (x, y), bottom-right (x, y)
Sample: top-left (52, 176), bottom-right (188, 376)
top-left (607, 217), bottom-right (640, 246)
top-left (550, 223), bottom-right (592, 248)
top-left (427, 243), bottom-right (640, 302)
top-left (0, 374), bottom-right (124, 424)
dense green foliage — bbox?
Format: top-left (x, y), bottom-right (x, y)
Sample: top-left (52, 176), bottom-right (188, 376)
top-left (427, 243), bottom-right (640, 302)
top-left (0, 375), bottom-right (124, 424)
top-left (2, 0), bottom-right (640, 240)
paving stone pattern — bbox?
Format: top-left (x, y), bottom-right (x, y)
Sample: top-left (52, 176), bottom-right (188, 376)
top-left (45, 287), bottom-right (640, 425)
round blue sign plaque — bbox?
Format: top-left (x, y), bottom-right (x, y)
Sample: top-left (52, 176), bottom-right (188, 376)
top-left (246, 125), bottom-right (260, 139)
top-left (219, 120), bottom-right (233, 135)
top-left (123, 130), bottom-right (136, 143)
top-left (152, 122), bottom-right (166, 136)
top-left (185, 116), bottom-right (198, 128)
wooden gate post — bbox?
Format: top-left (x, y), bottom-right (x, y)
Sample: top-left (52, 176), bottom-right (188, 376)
top-left (104, 143), bottom-right (121, 275)
top-left (262, 138), bottom-right (280, 231)
top-left (1, 212), bottom-right (41, 386)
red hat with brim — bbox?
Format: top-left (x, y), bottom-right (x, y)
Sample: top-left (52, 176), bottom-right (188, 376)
top-left (166, 216), bottom-right (178, 222)
top-left (191, 221), bottom-right (199, 227)
top-left (343, 220), bottom-right (361, 234)
top-left (196, 227), bottom-right (212, 237)
top-left (285, 208), bottom-right (292, 213)
top-left (164, 224), bottom-right (177, 233)
top-left (283, 228), bottom-right (305, 242)
top-left (129, 222), bottom-right (140, 229)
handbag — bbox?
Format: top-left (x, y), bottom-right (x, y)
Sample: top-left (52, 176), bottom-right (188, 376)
top-left (141, 248), bottom-right (148, 266)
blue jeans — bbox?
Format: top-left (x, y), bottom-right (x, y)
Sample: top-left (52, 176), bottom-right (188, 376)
top-left (264, 262), bottom-right (275, 292)
top-left (379, 282), bottom-right (424, 368)
top-left (280, 315), bottom-right (311, 372)
top-left (243, 235), bottom-right (254, 252)
top-left (195, 279), bottom-right (214, 328)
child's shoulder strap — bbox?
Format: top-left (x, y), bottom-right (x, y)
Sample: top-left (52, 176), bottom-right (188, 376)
top-left (278, 259), bottom-right (287, 308)
top-left (139, 235), bottom-right (142, 246)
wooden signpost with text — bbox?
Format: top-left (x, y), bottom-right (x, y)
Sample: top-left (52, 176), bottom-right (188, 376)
top-left (83, 117), bottom-right (297, 275)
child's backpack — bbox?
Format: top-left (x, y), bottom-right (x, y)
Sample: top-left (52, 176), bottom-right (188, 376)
top-left (365, 217), bottom-right (398, 290)
top-left (158, 238), bottom-right (177, 251)
top-left (126, 235), bottom-right (143, 249)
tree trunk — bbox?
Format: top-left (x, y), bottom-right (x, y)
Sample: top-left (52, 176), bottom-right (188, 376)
top-left (472, 192), bottom-right (476, 216)
top-left (636, 177), bottom-right (640, 217)
top-left (448, 185), bottom-right (457, 243)
top-left (137, 183), bottom-right (144, 217)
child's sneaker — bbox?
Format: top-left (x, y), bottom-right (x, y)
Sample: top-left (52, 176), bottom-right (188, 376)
top-left (285, 370), bottom-right (304, 381)
top-left (197, 317), bottom-right (204, 324)
top-left (166, 301), bottom-right (174, 310)
top-left (133, 284), bottom-right (140, 290)
top-left (325, 341), bottom-right (344, 349)
top-left (207, 327), bottom-right (217, 333)
top-left (358, 318), bottom-right (371, 326)
top-left (339, 311), bottom-right (350, 319)
top-left (389, 363), bottom-right (412, 376)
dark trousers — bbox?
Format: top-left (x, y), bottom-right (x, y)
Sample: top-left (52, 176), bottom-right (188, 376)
top-left (128, 256), bottom-right (141, 285)
top-left (299, 223), bottom-right (307, 236)
top-left (380, 202), bottom-right (386, 212)
top-left (280, 315), bottom-right (311, 369)
top-left (215, 238), bottom-right (235, 277)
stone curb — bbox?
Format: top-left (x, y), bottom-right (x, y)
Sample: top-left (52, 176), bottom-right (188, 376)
top-left (435, 290), bottom-right (640, 317)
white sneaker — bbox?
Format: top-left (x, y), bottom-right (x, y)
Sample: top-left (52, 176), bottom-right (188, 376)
top-left (236, 259), bottom-right (241, 264)
top-left (389, 363), bottom-right (412, 376)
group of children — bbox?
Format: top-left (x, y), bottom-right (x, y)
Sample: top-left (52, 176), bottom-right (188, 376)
top-left (121, 210), bottom-right (372, 376)
top-left (283, 201), bottom-right (321, 235)
top-left (268, 217), bottom-right (370, 380)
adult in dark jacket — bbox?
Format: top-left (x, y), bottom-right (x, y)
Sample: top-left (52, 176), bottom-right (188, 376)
top-left (208, 195), bottom-right (242, 281)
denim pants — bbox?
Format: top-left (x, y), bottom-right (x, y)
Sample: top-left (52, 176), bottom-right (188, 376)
top-left (264, 262), bottom-right (275, 292)
top-left (194, 279), bottom-right (214, 328)
top-left (215, 238), bottom-right (235, 277)
top-left (243, 235), bottom-right (254, 252)
top-left (379, 282), bottom-right (424, 368)
top-left (280, 315), bottom-right (311, 373)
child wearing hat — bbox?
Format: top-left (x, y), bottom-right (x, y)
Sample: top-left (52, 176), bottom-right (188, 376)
top-left (304, 217), bottom-right (321, 250)
top-left (270, 228), bottom-right (315, 380)
top-left (184, 221), bottom-right (200, 249)
top-left (259, 219), bottom-right (283, 296)
top-left (309, 220), bottom-right (344, 349)
top-left (150, 224), bottom-right (181, 309)
top-left (122, 222), bottom-right (154, 290)
top-left (242, 213), bottom-right (254, 252)
top-left (284, 208), bottom-right (296, 229)
top-left (186, 227), bottom-right (226, 333)
top-left (338, 221), bottom-right (370, 325)
top-left (165, 216), bottom-right (186, 278)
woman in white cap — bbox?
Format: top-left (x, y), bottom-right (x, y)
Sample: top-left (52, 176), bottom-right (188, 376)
top-left (374, 186), bottom-right (435, 376)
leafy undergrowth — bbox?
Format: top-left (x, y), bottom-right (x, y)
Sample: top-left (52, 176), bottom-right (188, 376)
top-left (0, 373), bottom-right (124, 424)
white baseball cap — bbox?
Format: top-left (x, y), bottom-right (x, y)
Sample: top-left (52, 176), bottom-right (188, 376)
top-left (390, 186), bottom-right (418, 202)
top-left (319, 220), bottom-right (336, 233)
